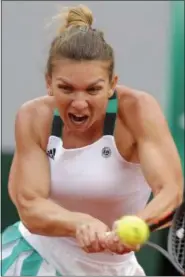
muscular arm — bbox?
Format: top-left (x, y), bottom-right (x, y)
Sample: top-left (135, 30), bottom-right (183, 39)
top-left (121, 91), bottom-right (183, 226)
top-left (8, 105), bottom-right (92, 237)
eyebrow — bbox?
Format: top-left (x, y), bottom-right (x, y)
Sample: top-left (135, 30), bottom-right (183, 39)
top-left (56, 77), bottom-right (105, 87)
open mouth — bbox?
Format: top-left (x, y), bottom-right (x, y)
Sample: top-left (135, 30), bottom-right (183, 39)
top-left (68, 113), bottom-right (89, 125)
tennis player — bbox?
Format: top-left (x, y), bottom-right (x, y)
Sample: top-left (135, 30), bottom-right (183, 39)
top-left (1, 5), bottom-right (183, 276)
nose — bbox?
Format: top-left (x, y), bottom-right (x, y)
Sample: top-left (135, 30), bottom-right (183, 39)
top-left (71, 99), bottom-right (88, 111)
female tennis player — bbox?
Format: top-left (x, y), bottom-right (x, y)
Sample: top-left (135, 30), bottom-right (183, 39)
top-left (1, 5), bottom-right (183, 276)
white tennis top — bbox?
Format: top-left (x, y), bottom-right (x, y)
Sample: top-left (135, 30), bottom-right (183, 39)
top-left (19, 132), bottom-right (151, 275)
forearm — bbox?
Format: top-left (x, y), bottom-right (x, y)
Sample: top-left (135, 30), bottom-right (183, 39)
top-left (17, 197), bottom-right (93, 237)
top-left (137, 187), bottom-right (182, 227)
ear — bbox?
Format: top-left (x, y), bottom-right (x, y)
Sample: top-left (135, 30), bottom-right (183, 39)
top-left (108, 75), bottom-right (118, 98)
top-left (45, 74), bottom-right (53, 96)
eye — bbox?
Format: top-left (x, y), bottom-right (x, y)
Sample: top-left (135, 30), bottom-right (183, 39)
top-left (57, 84), bottom-right (73, 93)
top-left (87, 86), bottom-right (102, 95)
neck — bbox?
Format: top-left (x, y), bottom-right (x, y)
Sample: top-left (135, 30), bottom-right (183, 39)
top-left (62, 117), bottom-right (105, 149)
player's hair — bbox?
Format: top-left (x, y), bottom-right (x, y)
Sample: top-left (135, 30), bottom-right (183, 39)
top-left (46, 5), bottom-right (114, 81)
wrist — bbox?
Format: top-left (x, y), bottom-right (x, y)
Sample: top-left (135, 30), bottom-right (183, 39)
top-left (66, 212), bottom-right (93, 238)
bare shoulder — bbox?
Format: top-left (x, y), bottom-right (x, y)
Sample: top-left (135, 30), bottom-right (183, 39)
top-left (15, 96), bottom-right (56, 150)
top-left (16, 96), bottom-right (55, 122)
top-left (117, 85), bottom-right (167, 125)
top-left (117, 85), bottom-right (160, 109)
top-left (116, 85), bottom-right (170, 141)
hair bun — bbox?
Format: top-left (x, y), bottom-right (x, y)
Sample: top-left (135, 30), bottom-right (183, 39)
top-left (66, 5), bottom-right (93, 28)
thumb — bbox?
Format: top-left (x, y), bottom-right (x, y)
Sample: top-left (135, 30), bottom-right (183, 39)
top-left (112, 220), bottom-right (120, 230)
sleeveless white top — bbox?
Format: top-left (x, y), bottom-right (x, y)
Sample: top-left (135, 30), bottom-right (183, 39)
top-left (48, 135), bottom-right (151, 227)
top-left (19, 103), bottom-right (151, 275)
top-left (19, 134), bottom-right (151, 275)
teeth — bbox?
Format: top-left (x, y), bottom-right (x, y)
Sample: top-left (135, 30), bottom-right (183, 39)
top-left (69, 113), bottom-right (88, 124)
top-left (74, 115), bottom-right (84, 117)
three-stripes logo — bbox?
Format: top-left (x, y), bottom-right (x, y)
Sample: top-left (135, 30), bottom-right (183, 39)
top-left (47, 148), bottom-right (56, 160)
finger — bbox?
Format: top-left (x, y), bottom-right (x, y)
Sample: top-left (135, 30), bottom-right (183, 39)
top-left (112, 232), bottom-right (119, 243)
top-left (81, 226), bottom-right (103, 253)
top-left (105, 232), bottom-right (118, 252)
top-left (122, 243), bottom-right (140, 252)
top-left (104, 232), bottom-right (131, 254)
top-left (117, 243), bottom-right (125, 254)
top-left (76, 226), bottom-right (91, 253)
top-left (89, 230), bottom-right (101, 252)
top-left (81, 226), bottom-right (91, 248)
top-left (76, 234), bottom-right (90, 253)
top-left (97, 232), bottom-right (107, 249)
top-left (104, 232), bottom-right (112, 248)
top-left (112, 220), bottom-right (119, 230)
top-left (105, 230), bottom-right (119, 242)
top-left (129, 244), bottom-right (141, 252)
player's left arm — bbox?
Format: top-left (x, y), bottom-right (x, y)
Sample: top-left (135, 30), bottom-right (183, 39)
top-left (122, 91), bottom-right (184, 227)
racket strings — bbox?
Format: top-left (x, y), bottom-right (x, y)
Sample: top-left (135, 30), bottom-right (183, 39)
top-left (172, 210), bottom-right (185, 272)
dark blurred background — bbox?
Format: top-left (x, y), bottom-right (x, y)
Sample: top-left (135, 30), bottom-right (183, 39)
top-left (2, 1), bottom-right (184, 276)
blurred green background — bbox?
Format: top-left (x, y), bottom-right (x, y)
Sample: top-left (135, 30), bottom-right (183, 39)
top-left (1, 1), bottom-right (184, 276)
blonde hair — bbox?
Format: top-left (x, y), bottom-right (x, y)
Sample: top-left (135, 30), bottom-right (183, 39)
top-left (46, 5), bottom-right (114, 80)
top-left (57, 5), bottom-right (93, 34)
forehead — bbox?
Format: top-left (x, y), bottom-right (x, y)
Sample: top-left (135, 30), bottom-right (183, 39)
top-left (52, 59), bottom-right (109, 86)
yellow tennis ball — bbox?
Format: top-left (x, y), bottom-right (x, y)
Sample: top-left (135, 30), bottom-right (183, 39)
top-left (115, 216), bottom-right (150, 246)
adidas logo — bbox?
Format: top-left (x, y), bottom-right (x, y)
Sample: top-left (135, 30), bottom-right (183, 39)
top-left (47, 148), bottom-right (56, 160)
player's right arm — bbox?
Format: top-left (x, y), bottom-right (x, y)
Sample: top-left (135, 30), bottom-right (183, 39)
top-left (8, 102), bottom-right (94, 237)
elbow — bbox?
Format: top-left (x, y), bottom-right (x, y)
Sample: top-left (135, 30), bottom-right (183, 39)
top-left (174, 175), bottom-right (184, 207)
top-left (174, 167), bottom-right (184, 207)
top-left (16, 194), bottom-right (41, 234)
top-left (175, 188), bottom-right (183, 207)
top-left (168, 185), bottom-right (183, 209)
top-left (18, 208), bottom-right (38, 235)
top-left (19, 211), bottom-right (39, 235)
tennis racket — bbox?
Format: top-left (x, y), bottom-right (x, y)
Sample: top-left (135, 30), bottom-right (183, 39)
top-left (144, 201), bottom-right (185, 275)
top-left (105, 202), bottom-right (184, 274)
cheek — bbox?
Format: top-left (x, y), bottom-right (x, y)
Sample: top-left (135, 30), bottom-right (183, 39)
top-left (54, 91), bottom-right (63, 104)
top-left (54, 92), bottom-right (71, 113)
top-left (92, 96), bottom-right (108, 115)
top-left (53, 85), bottom-right (67, 102)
